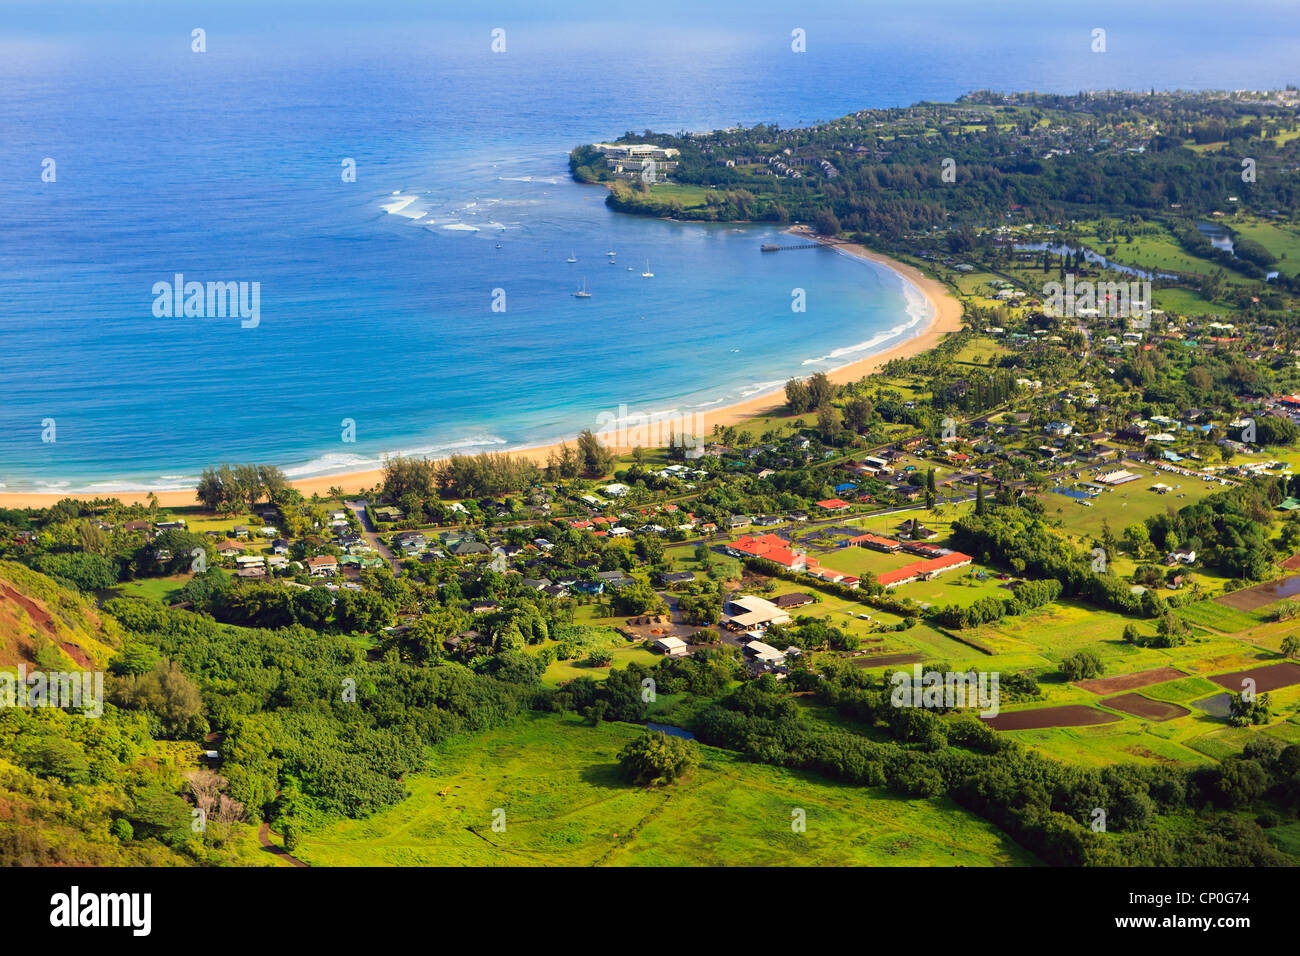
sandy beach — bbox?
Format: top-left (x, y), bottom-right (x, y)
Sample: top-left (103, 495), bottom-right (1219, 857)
top-left (0, 235), bottom-right (963, 510)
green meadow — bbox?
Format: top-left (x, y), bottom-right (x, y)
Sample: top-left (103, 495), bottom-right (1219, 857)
top-left (1231, 218), bottom-right (1300, 277)
top-left (102, 573), bottom-right (191, 604)
top-left (294, 713), bottom-right (1037, 867)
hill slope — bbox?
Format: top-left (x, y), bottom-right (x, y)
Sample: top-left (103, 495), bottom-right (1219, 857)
top-left (0, 559), bottom-right (120, 671)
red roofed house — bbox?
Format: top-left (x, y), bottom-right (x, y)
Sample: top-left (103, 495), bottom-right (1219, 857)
top-left (816, 498), bottom-right (852, 512)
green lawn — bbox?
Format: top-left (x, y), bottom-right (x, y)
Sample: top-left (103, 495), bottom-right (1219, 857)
top-left (1152, 285), bottom-right (1228, 315)
top-left (644, 182), bottom-right (714, 209)
top-left (1041, 464), bottom-right (1219, 543)
top-left (295, 713), bottom-right (1037, 866)
top-left (531, 622), bottom-right (659, 688)
top-left (811, 543), bottom-right (914, 578)
top-left (949, 335), bottom-right (1011, 367)
top-left (103, 574), bottom-right (191, 604)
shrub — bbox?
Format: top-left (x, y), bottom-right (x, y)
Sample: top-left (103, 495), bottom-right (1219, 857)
top-left (1060, 649), bottom-right (1103, 681)
top-left (618, 731), bottom-right (699, 787)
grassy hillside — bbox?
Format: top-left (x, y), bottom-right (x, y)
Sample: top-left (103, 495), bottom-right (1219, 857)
top-left (0, 559), bottom-right (120, 671)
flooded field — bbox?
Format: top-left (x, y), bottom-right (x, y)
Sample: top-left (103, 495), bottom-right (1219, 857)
top-left (1216, 575), bottom-right (1300, 610)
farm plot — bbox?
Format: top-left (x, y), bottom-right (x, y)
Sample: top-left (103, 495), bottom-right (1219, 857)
top-left (1191, 693), bottom-right (1234, 718)
top-left (981, 705), bottom-right (1122, 731)
top-left (1209, 661), bottom-right (1300, 693)
top-left (1139, 676), bottom-right (1222, 702)
top-left (851, 652), bottom-right (924, 669)
top-left (1214, 576), bottom-right (1300, 613)
top-left (1101, 693), bottom-right (1190, 722)
top-left (1076, 666), bottom-right (1186, 695)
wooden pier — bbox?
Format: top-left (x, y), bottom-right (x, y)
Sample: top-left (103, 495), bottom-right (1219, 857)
top-left (760, 242), bottom-right (824, 252)
top-left (761, 235), bottom-right (847, 252)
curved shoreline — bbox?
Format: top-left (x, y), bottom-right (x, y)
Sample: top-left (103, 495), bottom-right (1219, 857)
top-left (0, 237), bottom-right (963, 509)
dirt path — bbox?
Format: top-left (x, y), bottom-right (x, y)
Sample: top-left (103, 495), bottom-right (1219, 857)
top-left (258, 821), bottom-right (309, 867)
top-left (348, 499), bottom-right (402, 573)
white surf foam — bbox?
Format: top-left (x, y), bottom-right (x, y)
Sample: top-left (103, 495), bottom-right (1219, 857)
top-left (380, 192), bottom-right (429, 220)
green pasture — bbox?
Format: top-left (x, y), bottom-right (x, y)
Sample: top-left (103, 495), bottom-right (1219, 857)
top-left (295, 713), bottom-right (1036, 867)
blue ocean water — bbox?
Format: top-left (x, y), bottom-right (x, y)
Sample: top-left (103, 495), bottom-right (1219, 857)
top-left (2, 1), bottom-right (1297, 493)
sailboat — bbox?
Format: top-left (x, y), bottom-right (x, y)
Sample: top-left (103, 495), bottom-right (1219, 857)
top-left (573, 277), bottom-right (592, 298)
top-left (566, 250), bottom-right (577, 263)
top-left (641, 259), bottom-right (654, 278)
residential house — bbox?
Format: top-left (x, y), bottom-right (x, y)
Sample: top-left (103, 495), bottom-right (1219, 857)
top-left (307, 555), bottom-right (339, 577)
top-left (743, 640), bottom-right (787, 669)
top-left (815, 498), bottom-right (852, 512)
top-left (658, 571), bottom-right (696, 588)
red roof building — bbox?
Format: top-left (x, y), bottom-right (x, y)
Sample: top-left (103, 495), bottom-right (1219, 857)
top-left (877, 551), bottom-right (973, 589)
top-left (727, 533), bottom-right (808, 571)
top-left (816, 498), bottom-right (852, 511)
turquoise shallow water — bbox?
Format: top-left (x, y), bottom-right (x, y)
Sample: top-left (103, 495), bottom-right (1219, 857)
top-left (1, 2), bottom-right (1295, 493)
